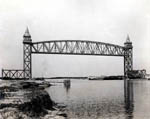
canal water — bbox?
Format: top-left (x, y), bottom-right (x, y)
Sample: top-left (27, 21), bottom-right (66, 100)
top-left (46, 79), bottom-right (150, 119)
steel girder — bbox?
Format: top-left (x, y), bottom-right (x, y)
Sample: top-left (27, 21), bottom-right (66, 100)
top-left (31, 40), bottom-right (133, 77)
top-left (124, 48), bottom-right (133, 77)
top-left (2, 69), bottom-right (24, 79)
top-left (32, 40), bottom-right (124, 56)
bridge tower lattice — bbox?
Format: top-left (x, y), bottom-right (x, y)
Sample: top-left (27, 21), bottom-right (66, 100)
top-left (23, 28), bottom-right (32, 79)
top-left (124, 35), bottom-right (133, 77)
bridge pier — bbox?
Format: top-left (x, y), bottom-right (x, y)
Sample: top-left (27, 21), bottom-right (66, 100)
top-left (124, 35), bottom-right (133, 78)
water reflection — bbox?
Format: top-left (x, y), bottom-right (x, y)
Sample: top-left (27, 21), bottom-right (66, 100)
top-left (48, 80), bottom-right (125, 118)
top-left (47, 79), bottom-right (150, 119)
top-left (124, 79), bottom-right (134, 119)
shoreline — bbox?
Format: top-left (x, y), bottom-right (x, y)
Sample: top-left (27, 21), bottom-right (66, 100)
top-left (0, 80), bottom-right (67, 119)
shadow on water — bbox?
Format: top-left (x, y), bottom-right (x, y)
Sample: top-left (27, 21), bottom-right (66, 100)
top-left (124, 79), bottom-right (134, 119)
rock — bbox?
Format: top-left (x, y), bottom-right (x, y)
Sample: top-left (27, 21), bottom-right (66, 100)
top-left (54, 115), bottom-right (66, 119)
top-left (0, 108), bottom-right (28, 119)
top-left (57, 113), bottom-right (67, 117)
top-left (18, 90), bottom-right (55, 117)
top-left (20, 81), bottom-right (39, 89)
top-left (0, 80), bottom-right (67, 118)
top-left (0, 86), bottom-right (18, 92)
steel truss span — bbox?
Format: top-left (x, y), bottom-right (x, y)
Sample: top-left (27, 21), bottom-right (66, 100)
top-left (2, 69), bottom-right (24, 79)
top-left (32, 40), bottom-right (124, 56)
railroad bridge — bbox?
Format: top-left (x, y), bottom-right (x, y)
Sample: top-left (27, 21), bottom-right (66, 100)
top-left (2, 28), bottom-right (133, 79)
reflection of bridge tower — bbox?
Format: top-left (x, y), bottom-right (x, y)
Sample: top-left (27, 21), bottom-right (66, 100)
top-left (124, 36), bottom-right (133, 77)
top-left (23, 28), bottom-right (32, 79)
top-left (124, 80), bottom-right (134, 118)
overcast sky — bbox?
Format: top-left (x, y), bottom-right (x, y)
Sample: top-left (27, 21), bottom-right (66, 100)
top-left (0, 0), bottom-right (150, 77)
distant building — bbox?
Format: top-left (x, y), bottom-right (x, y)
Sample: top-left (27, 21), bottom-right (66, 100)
top-left (128, 69), bottom-right (146, 79)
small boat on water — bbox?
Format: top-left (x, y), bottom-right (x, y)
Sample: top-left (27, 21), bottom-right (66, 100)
top-left (64, 80), bottom-right (71, 86)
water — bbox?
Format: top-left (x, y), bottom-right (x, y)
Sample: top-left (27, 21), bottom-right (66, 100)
top-left (46, 79), bottom-right (150, 119)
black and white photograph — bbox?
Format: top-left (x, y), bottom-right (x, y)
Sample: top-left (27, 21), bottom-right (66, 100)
top-left (0, 0), bottom-right (150, 119)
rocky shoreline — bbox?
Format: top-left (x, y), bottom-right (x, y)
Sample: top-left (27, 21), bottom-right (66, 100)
top-left (0, 80), bottom-right (67, 119)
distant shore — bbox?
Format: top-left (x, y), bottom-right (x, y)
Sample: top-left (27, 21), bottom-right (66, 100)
top-left (0, 75), bottom-right (148, 81)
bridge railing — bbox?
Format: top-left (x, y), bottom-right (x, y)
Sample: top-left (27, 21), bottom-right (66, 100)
top-left (2, 69), bottom-right (24, 79)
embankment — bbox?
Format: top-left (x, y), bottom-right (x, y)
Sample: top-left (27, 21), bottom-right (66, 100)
top-left (0, 80), bottom-right (67, 119)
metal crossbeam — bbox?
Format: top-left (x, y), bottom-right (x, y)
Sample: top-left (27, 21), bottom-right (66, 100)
top-left (2, 69), bottom-right (24, 79)
top-left (23, 43), bottom-right (32, 79)
top-left (32, 40), bottom-right (124, 56)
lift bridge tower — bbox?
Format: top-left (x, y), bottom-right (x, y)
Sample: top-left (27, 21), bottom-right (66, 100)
top-left (23, 28), bottom-right (32, 79)
top-left (124, 35), bottom-right (133, 77)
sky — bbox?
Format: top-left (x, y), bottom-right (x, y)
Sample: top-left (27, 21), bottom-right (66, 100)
top-left (0, 0), bottom-right (150, 77)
